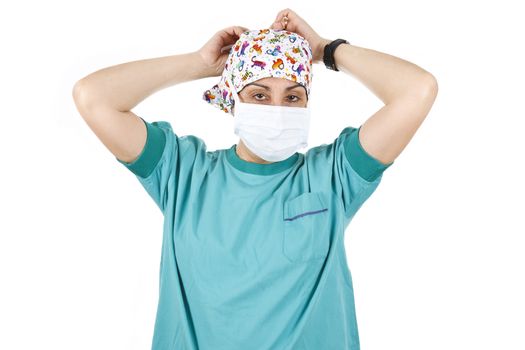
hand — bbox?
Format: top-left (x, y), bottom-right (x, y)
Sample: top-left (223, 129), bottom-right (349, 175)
top-left (269, 8), bottom-right (331, 64)
top-left (196, 25), bottom-right (250, 77)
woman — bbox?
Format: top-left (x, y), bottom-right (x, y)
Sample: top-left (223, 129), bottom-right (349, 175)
top-left (73, 8), bottom-right (438, 350)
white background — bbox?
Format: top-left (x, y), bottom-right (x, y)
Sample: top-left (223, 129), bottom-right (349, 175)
top-left (1, 0), bottom-right (524, 349)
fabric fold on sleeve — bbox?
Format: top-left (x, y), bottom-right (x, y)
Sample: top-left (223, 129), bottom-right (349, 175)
top-left (340, 125), bottom-right (394, 182)
top-left (116, 117), bottom-right (167, 179)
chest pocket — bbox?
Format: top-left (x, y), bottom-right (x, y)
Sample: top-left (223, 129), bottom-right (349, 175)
top-left (283, 191), bottom-right (330, 263)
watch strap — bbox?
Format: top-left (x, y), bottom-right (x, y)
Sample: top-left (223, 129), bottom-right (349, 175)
top-left (323, 39), bottom-right (349, 71)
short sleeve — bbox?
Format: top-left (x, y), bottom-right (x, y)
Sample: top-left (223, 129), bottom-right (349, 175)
top-left (334, 124), bottom-right (394, 220)
top-left (305, 124), bottom-right (394, 222)
top-left (116, 117), bottom-right (206, 214)
top-left (116, 117), bottom-right (167, 178)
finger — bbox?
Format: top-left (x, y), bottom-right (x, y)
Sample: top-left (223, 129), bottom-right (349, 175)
top-left (282, 16), bottom-right (289, 29)
top-left (273, 9), bottom-right (287, 22)
top-left (273, 8), bottom-right (292, 23)
top-left (219, 26), bottom-right (248, 46)
top-left (220, 43), bottom-right (234, 54)
top-left (228, 25), bottom-right (249, 37)
top-left (273, 10), bottom-right (287, 26)
top-left (271, 21), bottom-right (284, 30)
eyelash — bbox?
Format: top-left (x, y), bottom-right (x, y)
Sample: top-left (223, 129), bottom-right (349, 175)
top-left (252, 93), bottom-right (301, 102)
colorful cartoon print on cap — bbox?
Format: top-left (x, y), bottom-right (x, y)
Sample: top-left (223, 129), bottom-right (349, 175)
top-left (202, 28), bottom-right (313, 115)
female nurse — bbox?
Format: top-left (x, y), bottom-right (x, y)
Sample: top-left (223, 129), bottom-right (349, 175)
top-left (73, 8), bottom-right (437, 350)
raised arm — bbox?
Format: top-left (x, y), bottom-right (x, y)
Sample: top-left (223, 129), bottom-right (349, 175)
top-left (326, 41), bottom-right (438, 165)
top-left (270, 8), bottom-right (438, 166)
top-left (72, 25), bottom-right (248, 164)
top-left (71, 52), bottom-right (215, 164)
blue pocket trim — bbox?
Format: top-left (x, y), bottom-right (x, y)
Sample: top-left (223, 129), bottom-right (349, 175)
top-left (284, 208), bottom-right (328, 221)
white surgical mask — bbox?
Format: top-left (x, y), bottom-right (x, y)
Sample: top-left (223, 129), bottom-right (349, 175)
top-left (228, 77), bottom-right (311, 162)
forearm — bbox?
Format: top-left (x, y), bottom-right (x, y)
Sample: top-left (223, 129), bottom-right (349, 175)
top-left (322, 40), bottom-right (436, 104)
top-left (74, 51), bottom-right (215, 112)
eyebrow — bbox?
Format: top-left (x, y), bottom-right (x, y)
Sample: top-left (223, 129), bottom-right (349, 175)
top-left (244, 82), bottom-right (304, 91)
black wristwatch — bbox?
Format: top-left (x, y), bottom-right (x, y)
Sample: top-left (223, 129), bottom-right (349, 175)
top-left (323, 39), bottom-right (349, 71)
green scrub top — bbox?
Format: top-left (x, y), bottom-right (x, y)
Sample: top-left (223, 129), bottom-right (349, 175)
top-left (116, 117), bottom-right (393, 350)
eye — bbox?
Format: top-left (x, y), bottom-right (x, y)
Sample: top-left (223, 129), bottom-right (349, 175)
top-left (287, 95), bottom-right (301, 102)
top-left (250, 93), bottom-right (302, 103)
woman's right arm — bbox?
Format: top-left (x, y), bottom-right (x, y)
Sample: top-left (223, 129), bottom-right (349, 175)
top-left (72, 26), bottom-right (247, 164)
top-left (71, 52), bottom-right (216, 163)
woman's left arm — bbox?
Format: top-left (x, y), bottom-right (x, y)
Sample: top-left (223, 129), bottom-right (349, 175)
top-left (270, 8), bottom-right (438, 165)
top-left (324, 40), bottom-right (439, 165)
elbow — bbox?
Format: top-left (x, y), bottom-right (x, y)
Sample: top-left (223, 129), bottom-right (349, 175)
top-left (395, 73), bottom-right (438, 104)
top-left (72, 79), bottom-right (99, 112)
top-left (72, 80), bottom-right (84, 103)
top-left (406, 73), bottom-right (438, 102)
top-left (425, 73), bottom-right (438, 94)
top-left (420, 73), bottom-right (438, 99)
top-left (72, 79), bottom-right (88, 102)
